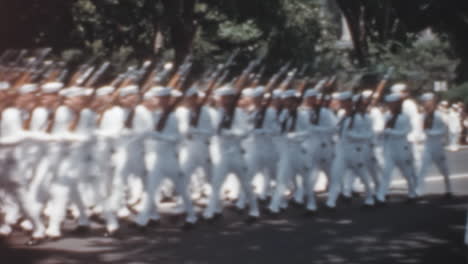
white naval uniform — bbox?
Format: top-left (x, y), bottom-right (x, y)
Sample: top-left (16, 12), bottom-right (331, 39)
top-left (94, 105), bottom-right (129, 233)
top-left (134, 105), bottom-right (197, 225)
top-left (269, 109), bottom-right (310, 213)
top-left (175, 106), bottom-right (215, 200)
top-left (204, 107), bottom-right (260, 219)
top-left (301, 106), bottom-right (337, 195)
top-left (0, 107), bottom-right (29, 235)
top-left (376, 113), bottom-right (417, 202)
top-left (343, 112), bottom-right (381, 197)
top-left (55, 108), bottom-right (97, 229)
top-left (18, 107), bottom-right (51, 239)
top-left (326, 114), bottom-right (375, 207)
top-left (42, 105), bottom-right (78, 238)
top-left (112, 107), bottom-right (145, 218)
top-left (416, 111), bottom-right (452, 195)
top-left (242, 107), bottom-right (279, 201)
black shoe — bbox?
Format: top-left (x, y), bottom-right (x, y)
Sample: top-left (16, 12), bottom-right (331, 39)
top-left (72, 225), bottom-right (90, 236)
top-left (245, 216), bottom-right (258, 225)
top-left (352, 191), bottom-right (360, 198)
top-left (182, 222), bottom-right (196, 231)
top-left (233, 206), bottom-right (246, 215)
top-left (26, 238), bottom-right (43, 246)
top-left (103, 230), bottom-right (122, 239)
top-left (303, 210), bottom-right (316, 217)
top-left (360, 204), bottom-right (374, 210)
top-left (375, 200), bottom-right (387, 207)
top-left (128, 222), bottom-right (147, 232)
top-left (323, 206), bottom-right (336, 212)
top-left (290, 200), bottom-right (303, 208)
top-left (404, 197), bottom-right (416, 204)
top-left (341, 195), bottom-right (352, 204)
top-left (147, 220), bottom-right (160, 228)
top-left (444, 192), bottom-right (454, 199)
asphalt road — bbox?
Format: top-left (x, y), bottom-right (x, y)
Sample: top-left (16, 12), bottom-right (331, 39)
top-left (2, 148), bottom-right (468, 264)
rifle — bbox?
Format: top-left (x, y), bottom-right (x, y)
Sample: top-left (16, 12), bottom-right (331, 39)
top-left (189, 50), bottom-right (240, 128)
top-left (312, 76), bottom-right (335, 125)
top-left (253, 62), bottom-right (292, 129)
top-left (155, 56), bottom-right (194, 132)
top-left (123, 60), bottom-right (156, 129)
top-left (217, 58), bottom-right (261, 133)
top-left (69, 62), bottom-right (111, 131)
top-left (350, 67), bottom-right (394, 129)
top-left (369, 67), bottom-right (394, 106)
top-left (276, 68), bottom-right (299, 131)
top-left (283, 67), bottom-right (312, 133)
top-left (423, 110), bottom-right (435, 130)
top-left (346, 73), bottom-right (368, 129)
top-left (12, 48), bottom-right (52, 88)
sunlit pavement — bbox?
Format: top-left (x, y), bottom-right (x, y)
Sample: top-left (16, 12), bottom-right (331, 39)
top-left (2, 149), bottom-right (468, 264)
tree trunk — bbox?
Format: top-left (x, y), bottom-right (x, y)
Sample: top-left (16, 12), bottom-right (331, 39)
top-left (161, 0), bottom-right (197, 66)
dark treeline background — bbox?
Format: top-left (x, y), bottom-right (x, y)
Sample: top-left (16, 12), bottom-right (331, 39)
top-left (1, 0), bottom-right (468, 102)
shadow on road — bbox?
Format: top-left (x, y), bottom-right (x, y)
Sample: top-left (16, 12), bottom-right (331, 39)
top-left (2, 195), bottom-right (468, 264)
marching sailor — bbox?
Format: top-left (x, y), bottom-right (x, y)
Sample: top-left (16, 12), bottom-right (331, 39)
top-left (175, 86), bottom-right (215, 201)
top-left (203, 85), bottom-right (260, 221)
top-left (326, 91), bottom-right (375, 208)
top-left (133, 86), bottom-right (197, 227)
top-left (269, 89), bottom-right (310, 213)
top-left (376, 93), bottom-right (417, 202)
top-left (241, 86), bottom-right (279, 202)
top-left (416, 92), bottom-right (453, 197)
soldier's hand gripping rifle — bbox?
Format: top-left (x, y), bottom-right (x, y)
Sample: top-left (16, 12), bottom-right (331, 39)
top-left (252, 62), bottom-right (291, 129)
top-left (274, 68), bottom-right (299, 132)
top-left (189, 49), bottom-right (240, 128)
top-left (369, 66), bottom-right (395, 107)
top-left (69, 61), bottom-right (111, 131)
top-left (311, 76), bottom-right (334, 125)
top-left (155, 57), bottom-right (194, 132)
top-left (217, 58), bottom-right (262, 133)
top-left (12, 48), bottom-right (52, 89)
top-left (284, 65), bottom-right (312, 133)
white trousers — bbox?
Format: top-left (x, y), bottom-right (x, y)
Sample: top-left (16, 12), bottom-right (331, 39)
top-left (326, 142), bottom-right (375, 207)
top-left (136, 149), bottom-right (197, 225)
top-left (204, 150), bottom-right (259, 218)
top-left (377, 141), bottom-right (417, 201)
top-left (416, 140), bottom-right (451, 195)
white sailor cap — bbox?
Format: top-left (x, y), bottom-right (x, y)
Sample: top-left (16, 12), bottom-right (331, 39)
top-left (41, 82), bottom-right (64, 93)
top-left (242, 87), bottom-right (264, 98)
top-left (304, 89), bottom-right (318, 98)
top-left (281, 89), bottom-right (298, 99)
top-left (59, 87), bottom-right (93, 98)
top-left (419, 92), bottom-right (435, 102)
top-left (361, 90), bottom-right (373, 99)
top-left (96, 86), bottom-right (115, 96)
top-left (171, 89), bottom-right (183, 97)
top-left (214, 85), bottom-right (236, 97)
top-left (440, 100), bottom-right (449, 107)
top-left (384, 93), bottom-right (403, 103)
top-left (18, 83), bottom-right (39, 94)
top-left (143, 86), bottom-right (172, 99)
top-left (391, 83), bottom-right (407, 93)
top-left (185, 87), bottom-right (200, 97)
top-left (272, 89), bottom-right (282, 99)
top-left (332, 91), bottom-right (352, 101)
top-left (352, 94), bottom-right (361, 102)
top-left (0, 81), bottom-right (10, 91)
top-left (255, 86), bottom-right (265, 95)
top-left (119, 85), bottom-right (139, 97)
